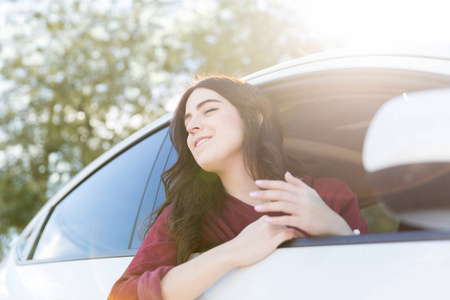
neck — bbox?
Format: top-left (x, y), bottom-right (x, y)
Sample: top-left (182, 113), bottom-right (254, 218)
top-left (216, 162), bottom-right (266, 206)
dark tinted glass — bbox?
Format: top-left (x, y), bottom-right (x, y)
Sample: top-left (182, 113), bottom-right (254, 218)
top-left (32, 128), bottom-right (167, 260)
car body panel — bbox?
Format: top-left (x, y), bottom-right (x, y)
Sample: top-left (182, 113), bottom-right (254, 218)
top-left (1, 252), bottom-right (132, 300)
top-left (200, 239), bottom-right (450, 300)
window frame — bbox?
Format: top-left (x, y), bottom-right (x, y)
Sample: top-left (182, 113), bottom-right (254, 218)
top-left (16, 109), bottom-right (450, 265)
top-left (16, 121), bottom-right (170, 265)
top-left (280, 230), bottom-right (450, 249)
top-left (129, 131), bottom-right (174, 249)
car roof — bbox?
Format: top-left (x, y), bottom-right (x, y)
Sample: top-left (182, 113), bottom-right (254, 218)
top-left (244, 44), bottom-right (450, 86)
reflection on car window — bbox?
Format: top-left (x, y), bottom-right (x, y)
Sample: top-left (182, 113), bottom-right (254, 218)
top-left (32, 128), bottom-right (167, 260)
top-left (130, 138), bottom-right (177, 249)
top-left (17, 231), bottom-right (32, 261)
top-left (155, 146), bottom-right (178, 209)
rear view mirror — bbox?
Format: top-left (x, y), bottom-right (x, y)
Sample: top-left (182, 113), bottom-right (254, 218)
top-left (363, 88), bottom-right (450, 230)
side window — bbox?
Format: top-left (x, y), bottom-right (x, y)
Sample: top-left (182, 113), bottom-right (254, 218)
top-left (17, 231), bottom-right (32, 261)
top-left (16, 216), bottom-right (45, 261)
top-left (130, 138), bottom-right (177, 249)
top-left (154, 146), bottom-right (178, 209)
top-left (31, 128), bottom-right (167, 261)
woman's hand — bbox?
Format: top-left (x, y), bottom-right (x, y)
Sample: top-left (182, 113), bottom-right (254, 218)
top-left (229, 215), bottom-right (296, 268)
top-left (250, 172), bottom-right (353, 237)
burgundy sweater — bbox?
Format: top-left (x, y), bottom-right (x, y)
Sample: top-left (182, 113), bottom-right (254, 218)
top-left (109, 176), bottom-right (369, 300)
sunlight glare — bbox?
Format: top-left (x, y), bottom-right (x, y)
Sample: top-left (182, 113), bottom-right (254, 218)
top-left (297, 0), bottom-right (450, 47)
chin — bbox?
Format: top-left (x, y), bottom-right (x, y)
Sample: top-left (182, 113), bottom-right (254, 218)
top-left (197, 163), bottom-right (219, 174)
top-left (195, 157), bottom-right (223, 174)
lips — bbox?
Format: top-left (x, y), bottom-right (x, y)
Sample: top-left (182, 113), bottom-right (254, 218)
top-left (194, 136), bottom-right (213, 148)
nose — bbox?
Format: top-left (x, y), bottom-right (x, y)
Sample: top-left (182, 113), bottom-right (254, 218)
top-left (186, 116), bottom-right (202, 134)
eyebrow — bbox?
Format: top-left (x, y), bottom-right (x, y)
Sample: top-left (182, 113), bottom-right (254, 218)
top-left (184, 99), bottom-right (223, 122)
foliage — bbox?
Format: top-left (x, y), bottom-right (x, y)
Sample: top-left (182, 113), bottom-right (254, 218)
top-left (0, 0), bottom-right (180, 251)
top-left (0, 0), bottom-right (329, 257)
top-left (177, 0), bottom-right (327, 76)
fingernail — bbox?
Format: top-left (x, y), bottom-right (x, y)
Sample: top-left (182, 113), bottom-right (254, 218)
top-left (254, 205), bottom-right (262, 210)
top-left (286, 171), bottom-right (292, 176)
top-left (249, 191), bottom-right (258, 197)
top-left (265, 217), bottom-right (273, 223)
top-left (255, 180), bottom-right (263, 185)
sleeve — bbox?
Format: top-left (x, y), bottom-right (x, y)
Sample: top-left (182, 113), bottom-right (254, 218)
top-left (108, 205), bottom-right (176, 300)
top-left (309, 176), bottom-right (370, 234)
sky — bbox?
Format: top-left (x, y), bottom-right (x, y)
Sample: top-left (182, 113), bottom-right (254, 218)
top-left (171, 0), bottom-right (450, 49)
top-left (2, 0), bottom-right (450, 49)
top-left (297, 0), bottom-right (450, 47)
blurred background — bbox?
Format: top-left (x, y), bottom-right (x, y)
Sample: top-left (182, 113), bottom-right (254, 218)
top-left (1, 0), bottom-right (449, 259)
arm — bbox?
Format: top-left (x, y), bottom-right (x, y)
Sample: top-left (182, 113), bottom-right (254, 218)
top-left (160, 237), bottom-right (235, 300)
top-left (110, 206), bottom-right (295, 300)
top-left (161, 215), bottom-right (295, 300)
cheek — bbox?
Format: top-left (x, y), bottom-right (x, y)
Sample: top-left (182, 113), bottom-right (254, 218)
top-left (221, 118), bottom-right (245, 148)
top-left (231, 115), bottom-right (246, 140)
top-left (222, 110), bottom-right (245, 130)
top-left (186, 135), bottom-right (195, 153)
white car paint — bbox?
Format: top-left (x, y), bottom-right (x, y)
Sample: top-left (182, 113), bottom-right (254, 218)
top-left (200, 241), bottom-right (450, 300)
top-left (1, 252), bottom-right (132, 300)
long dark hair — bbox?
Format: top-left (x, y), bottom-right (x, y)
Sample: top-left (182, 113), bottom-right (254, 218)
top-left (144, 75), bottom-right (303, 264)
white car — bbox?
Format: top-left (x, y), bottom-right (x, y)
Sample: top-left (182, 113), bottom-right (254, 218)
top-left (1, 46), bottom-right (450, 300)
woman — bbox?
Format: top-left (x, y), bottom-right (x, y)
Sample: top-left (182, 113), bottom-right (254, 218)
top-left (109, 76), bottom-right (369, 300)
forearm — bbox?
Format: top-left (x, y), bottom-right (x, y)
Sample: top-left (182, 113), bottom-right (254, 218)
top-left (160, 240), bottom-right (238, 300)
top-left (161, 215), bottom-right (295, 299)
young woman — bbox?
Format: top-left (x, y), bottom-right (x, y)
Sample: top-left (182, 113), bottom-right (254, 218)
top-left (109, 76), bottom-right (369, 300)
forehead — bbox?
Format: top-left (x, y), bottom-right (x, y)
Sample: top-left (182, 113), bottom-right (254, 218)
top-left (185, 88), bottom-right (230, 112)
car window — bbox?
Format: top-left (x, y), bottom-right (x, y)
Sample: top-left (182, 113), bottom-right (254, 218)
top-left (16, 216), bottom-right (45, 261)
top-left (31, 128), bottom-right (167, 261)
top-left (130, 138), bottom-right (178, 249)
top-left (17, 231), bottom-right (32, 261)
top-left (155, 146), bottom-right (178, 209)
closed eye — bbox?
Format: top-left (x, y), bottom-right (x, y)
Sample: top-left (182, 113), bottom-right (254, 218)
top-left (204, 108), bottom-right (218, 114)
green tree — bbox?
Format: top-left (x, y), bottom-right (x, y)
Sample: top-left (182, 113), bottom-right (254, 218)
top-left (176, 0), bottom-right (330, 76)
top-left (0, 0), bottom-right (183, 254)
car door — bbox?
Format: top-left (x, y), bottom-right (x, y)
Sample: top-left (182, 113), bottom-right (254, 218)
top-left (5, 126), bottom-right (171, 300)
top-left (196, 49), bottom-right (450, 299)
